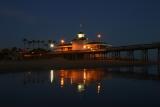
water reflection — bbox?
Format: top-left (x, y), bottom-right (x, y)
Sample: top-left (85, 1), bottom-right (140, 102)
top-left (0, 66), bottom-right (160, 107)
top-left (51, 69), bottom-right (106, 93)
top-left (22, 66), bottom-right (160, 95)
top-left (50, 70), bottom-right (54, 83)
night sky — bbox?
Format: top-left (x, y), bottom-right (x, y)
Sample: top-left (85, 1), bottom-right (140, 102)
top-left (0, 0), bottom-right (160, 48)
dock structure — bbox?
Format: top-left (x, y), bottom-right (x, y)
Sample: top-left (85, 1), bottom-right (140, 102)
top-left (51, 42), bottom-right (160, 63)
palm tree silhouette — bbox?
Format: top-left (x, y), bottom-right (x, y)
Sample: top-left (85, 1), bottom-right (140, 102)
top-left (22, 38), bottom-right (27, 49)
top-left (27, 41), bottom-right (32, 50)
top-left (48, 40), bottom-right (52, 44)
top-left (37, 40), bottom-right (40, 49)
top-left (40, 40), bottom-right (45, 49)
top-left (32, 40), bottom-right (36, 50)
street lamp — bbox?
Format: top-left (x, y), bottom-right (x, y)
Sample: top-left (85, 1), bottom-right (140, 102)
top-left (61, 39), bottom-right (65, 44)
top-left (97, 34), bottom-right (101, 42)
top-left (97, 34), bottom-right (101, 38)
top-left (50, 43), bottom-right (54, 48)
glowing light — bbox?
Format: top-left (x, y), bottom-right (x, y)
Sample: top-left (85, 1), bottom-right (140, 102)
top-left (50, 44), bottom-right (54, 48)
top-left (77, 84), bottom-right (85, 92)
top-left (78, 34), bottom-right (85, 38)
top-left (60, 78), bottom-right (64, 87)
top-left (83, 45), bottom-right (86, 49)
top-left (61, 39), bottom-right (65, 44)
top-left (97, 83), bottom-right (101, 94)
top-left (97, 34), bottom-right (101, 38)
top-left (83, 69), bottom-right (86, 84)
top-left (50, 70), bottom-right (54, 83)
top-left (83, 70), bottom-right (86, 80)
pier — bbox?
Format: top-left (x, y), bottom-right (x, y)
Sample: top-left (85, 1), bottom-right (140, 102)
top-left (51, 42), bottom-right (160, 63)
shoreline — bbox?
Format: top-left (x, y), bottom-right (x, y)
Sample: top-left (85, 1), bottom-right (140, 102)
top-left (0, 58), bottom-right (157, 72)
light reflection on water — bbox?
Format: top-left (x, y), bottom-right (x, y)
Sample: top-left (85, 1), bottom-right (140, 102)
top-left (0, 66), bottom-right (160, 107)
top-left (48, 69), bottom-right (106, 93)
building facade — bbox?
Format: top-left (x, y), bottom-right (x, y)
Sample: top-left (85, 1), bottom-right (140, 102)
top-left (54, 32), bottom-right (112, 52)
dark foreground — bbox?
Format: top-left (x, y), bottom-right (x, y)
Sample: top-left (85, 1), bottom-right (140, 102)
top-left (0, 65), bottom-right (160, 107)
top-left (0, 58), bottom-right (157, 72)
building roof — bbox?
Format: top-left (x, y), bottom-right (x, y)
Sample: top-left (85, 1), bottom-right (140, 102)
top-left (72, 37), bottom-right (87, 41)
top-left (57, 43), bottom-right (72, 46)
top-left (78, 31), bottom-right (84, 34)
top-left (87, 41), bottom-right (107, 45)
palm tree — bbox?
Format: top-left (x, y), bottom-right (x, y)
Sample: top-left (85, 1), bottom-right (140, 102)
top-left (37, 40), bottom-right (40, 49)
top-left (44, 43), bottom-right (48, 50)
top-left (48, 40), bottom-right (52, 44)
top-left (40, 40), bottom-right (45, 49)
top-left (32, 40), bottom-right (36, 50)
top-left (27, 41), bottom-right (32, 50)
top-left (22, 38), bottom-right (27, 49)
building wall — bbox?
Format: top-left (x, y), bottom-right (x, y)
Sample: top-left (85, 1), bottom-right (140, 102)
top-left (72, 40), bottom-right (87, 50)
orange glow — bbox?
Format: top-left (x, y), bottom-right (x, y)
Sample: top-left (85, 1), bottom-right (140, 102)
top-left (83, 45), bottom-right (86, 49)
top-left (58, 69), bottom-right (105, 85)
top-left (60, 78), bottom-right (64, 87)
top-left (83, 70), bottom-right (86, 80)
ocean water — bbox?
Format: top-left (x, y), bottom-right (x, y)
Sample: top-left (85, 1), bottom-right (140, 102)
top-left (0, 66), bottom-right (160, 107)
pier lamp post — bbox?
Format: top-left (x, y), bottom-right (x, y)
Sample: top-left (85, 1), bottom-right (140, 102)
top-left (50, 43), bottom-right (54, 48)
top-left (61, 39), bottom-right (65, 44)
top-left (97, 34), bottom-right (101, 42)
top-left (97, 34), bottom-right (101, 49)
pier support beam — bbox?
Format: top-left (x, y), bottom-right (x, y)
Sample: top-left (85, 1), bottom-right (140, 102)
top-left (142, 49), bottom-right (148, 62)
top-left (158, 48), bottom-right (160, 63)
top-left (115, 51), bottom-right (120, 59)
top-left (105, 52), bottom-right (108, 59)
top-left (127, 50), bottom-right (134, 61)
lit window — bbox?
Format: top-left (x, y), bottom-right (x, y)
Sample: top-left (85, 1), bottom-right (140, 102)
top-left (78, 34), bottom-right (85, 38)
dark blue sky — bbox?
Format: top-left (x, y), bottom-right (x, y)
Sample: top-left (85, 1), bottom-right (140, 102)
top-left (0, 0), bottom-right (160, 48)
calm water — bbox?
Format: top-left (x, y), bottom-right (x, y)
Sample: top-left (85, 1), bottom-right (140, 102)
top-left (0, 66), bottom-right (160, 107)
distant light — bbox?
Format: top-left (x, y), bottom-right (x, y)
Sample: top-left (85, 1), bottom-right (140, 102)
top-left (50, 70), bottom-right (54, 83)
top-left (61, 39), bottom-right (65, 44)
top-left (83, 45), bottom-right (86, 49)
top-left (97, 34), bottom-right (101, 38)
top-left (78, 34), bottom-right (85, 38)
top-left (77, 84), bottom-right (85, 92)
top-left (60, 78), bottom-right (64, 87)
top-left (97, 83), bottom-right (101, 94)
top-left (83, 70), bottom-right (86, 80)
top-left (50, 44), bottom-right (54, 48)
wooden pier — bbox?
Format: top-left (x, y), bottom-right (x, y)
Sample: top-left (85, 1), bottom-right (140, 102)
top-left (51, 42), bottom-right (160, 63)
